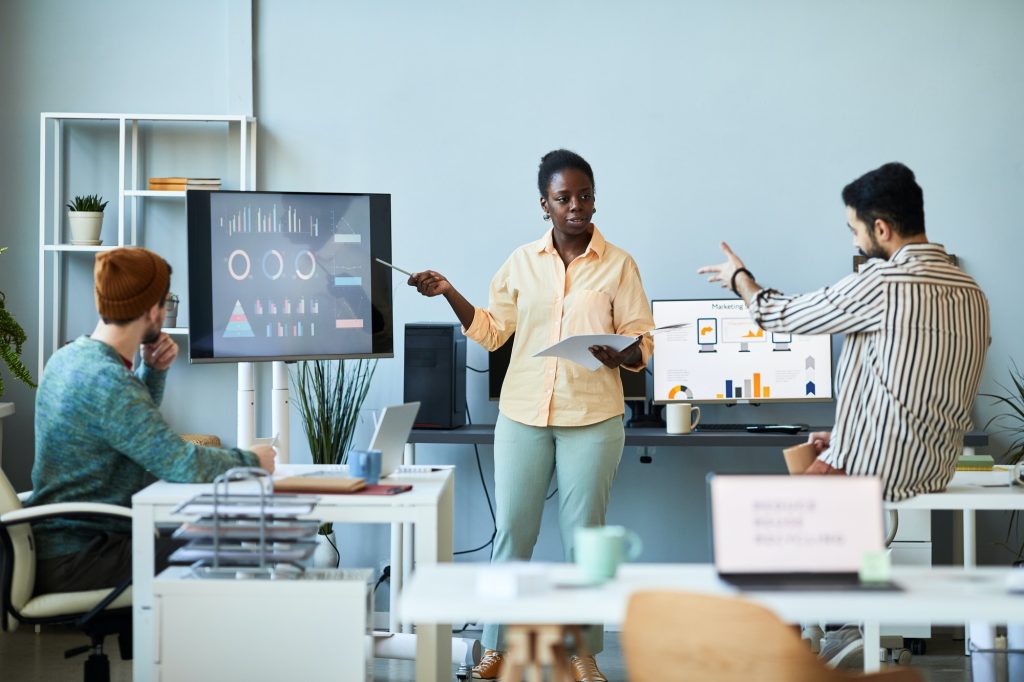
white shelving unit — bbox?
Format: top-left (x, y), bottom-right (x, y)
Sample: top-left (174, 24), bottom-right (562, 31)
top-left (36, 112), bottom-right (290, 461)
top-left (37, 112), bottom-right (257, 377)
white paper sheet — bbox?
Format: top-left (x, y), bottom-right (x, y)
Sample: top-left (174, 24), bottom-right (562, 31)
top-left (533, 333), bottom-right (639, 371)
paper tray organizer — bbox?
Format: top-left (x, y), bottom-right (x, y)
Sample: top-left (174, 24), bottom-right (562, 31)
top-left (170, 467), bottom-right (322, 578)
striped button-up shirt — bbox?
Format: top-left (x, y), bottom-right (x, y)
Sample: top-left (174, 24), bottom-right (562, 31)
top-left (464, 226), bottom-right (654, 427)
top-left (749, 243), bottom-right (989, 501)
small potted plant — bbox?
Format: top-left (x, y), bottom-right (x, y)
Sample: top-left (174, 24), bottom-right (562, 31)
top-left (66, 194), bottom-right (108, 245)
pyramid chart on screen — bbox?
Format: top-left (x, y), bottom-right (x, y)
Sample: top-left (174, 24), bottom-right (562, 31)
top-left (223, 300), bottom-right (255, 338)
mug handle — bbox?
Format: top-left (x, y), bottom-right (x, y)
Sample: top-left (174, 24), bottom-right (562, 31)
top-left (624, 530), bottom-right (643, 561)
top-left (690, 406), bottom-right (701, 429)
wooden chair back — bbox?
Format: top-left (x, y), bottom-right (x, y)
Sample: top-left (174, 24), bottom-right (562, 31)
top-left (622, 590), bottom-right (924, 682)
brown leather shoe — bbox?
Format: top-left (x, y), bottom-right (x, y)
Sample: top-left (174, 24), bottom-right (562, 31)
top-left (570, 654), bottom-right (608, 682)
top-left (472, 649), bottom-right (504, 679)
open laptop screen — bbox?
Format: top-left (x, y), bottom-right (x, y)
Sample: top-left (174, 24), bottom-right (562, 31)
top-left (710, 475), bottom-right (884, 575)
top-left (368, 402), bottom-right (420, 478)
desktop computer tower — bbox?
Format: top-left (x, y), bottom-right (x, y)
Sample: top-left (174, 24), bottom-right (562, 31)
top-left (404, 323), bottom-right (466, 429)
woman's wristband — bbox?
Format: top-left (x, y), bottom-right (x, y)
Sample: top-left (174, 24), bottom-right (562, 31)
top-left (730, 267), bottom-right (754, 296)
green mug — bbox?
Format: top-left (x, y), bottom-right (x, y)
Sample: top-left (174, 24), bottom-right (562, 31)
top-left (574, 525), bottom-right (643, 582)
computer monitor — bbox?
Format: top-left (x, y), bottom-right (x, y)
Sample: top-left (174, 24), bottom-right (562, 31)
top-left (488, 333), bottom-right (646, 401)
top-left (651, 298), bottom-right (833, 404)
top-left (186, 190), bottom-right (394, 363)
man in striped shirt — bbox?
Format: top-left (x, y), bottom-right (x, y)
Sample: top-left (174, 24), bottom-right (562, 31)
top-left (699, 162), bottom-right (990, 502)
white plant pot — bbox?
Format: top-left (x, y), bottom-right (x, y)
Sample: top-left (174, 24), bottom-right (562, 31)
top-left (68, 211), bottom-right (103, 243)
top-left (312, 531), bottom-right (340, 569)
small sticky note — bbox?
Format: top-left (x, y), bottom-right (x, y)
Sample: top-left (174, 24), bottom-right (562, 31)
top-left (859, 549), bottom-right (892, 583)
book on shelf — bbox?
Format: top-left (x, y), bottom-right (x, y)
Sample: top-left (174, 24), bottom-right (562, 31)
top-left (148, 177), bottom-right (222, 191)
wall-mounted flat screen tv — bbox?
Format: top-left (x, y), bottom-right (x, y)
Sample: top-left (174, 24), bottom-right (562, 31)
top-left (187, 190), bottom-right (394, 363)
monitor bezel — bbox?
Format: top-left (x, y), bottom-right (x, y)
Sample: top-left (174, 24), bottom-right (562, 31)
top-left (186, 189), bottom-right (395, 364)
top-left (651, 297), bottom-right (833, 405)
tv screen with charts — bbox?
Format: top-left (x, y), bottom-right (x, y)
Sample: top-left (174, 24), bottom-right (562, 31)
top-left (187, 190), bottom-right (394, 363)
top-left (651, 299), bottom-right (833, 404)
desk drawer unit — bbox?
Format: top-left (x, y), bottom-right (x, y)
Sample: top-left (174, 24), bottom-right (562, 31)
top-left (883, 509), bottom-right (932, 639)
top-left (153, 567), bottom-right (372, 681)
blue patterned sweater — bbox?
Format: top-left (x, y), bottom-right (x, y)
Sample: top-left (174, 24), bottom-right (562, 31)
top-left (28, 337), bottom-right (257, 559)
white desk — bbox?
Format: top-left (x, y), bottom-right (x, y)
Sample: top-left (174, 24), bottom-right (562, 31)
top-left (887, 475), bottom-right (1024, 653)
top-left (889, 477), bottom-right (1024, 569)
top-left (131, 465), bottom-right (454, 682)
top-left (400, 563), bottom-right (1024, 674)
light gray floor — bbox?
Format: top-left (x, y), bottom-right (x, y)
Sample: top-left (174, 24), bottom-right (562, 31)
top-left (0, 622), bottom-right (983, 675)
top-left (0, 625), bottom-right (983, 681)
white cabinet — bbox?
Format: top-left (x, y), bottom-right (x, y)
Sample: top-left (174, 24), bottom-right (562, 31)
top-left (153, 566), bottom-right (373, 681)
top-left (36, 112), bottom-right (257, 376)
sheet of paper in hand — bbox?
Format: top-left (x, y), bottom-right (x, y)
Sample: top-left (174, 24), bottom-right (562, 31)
top-left (533, 333), bottom-right (639, 371)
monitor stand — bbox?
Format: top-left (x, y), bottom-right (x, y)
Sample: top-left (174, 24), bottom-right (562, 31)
top-left (625, 400), bottom-right (665, 428)
top-left (237, 361), bottom-right (291, 463)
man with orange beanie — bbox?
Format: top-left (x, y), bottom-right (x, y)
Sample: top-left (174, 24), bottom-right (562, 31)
top-left (27, 247), bottom-right (275, 594)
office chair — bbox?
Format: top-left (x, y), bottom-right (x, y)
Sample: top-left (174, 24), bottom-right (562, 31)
top-left (0, 470), bottom-right (133, 682)
top-left (622, 591), bottom-right (924, 682)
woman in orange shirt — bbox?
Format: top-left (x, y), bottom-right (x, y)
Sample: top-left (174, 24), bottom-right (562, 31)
top-left (409, 149), bottom-right (654, 682)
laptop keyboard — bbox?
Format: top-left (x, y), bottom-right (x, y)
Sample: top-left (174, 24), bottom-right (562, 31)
top-left (697, 423), bottom-right (809, 433)
top-left (695, 423), bottom-right (752, 431)
top-left (723, 575), bottom-right (900, 592)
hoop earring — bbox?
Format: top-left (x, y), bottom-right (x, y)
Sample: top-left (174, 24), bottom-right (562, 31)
top-left (543, 214), bottom-right (551, 221)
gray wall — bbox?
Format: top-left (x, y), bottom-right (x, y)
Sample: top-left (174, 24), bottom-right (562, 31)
top-left (2, 2), bottom-right (1022, 599)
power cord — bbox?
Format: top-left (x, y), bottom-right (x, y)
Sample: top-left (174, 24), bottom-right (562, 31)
top-left (373, 565), bottom-right (390, 593)
top-left (453, 402), bottom-right (498, 557)
top-left (467, 366), bottom-right (487, 373)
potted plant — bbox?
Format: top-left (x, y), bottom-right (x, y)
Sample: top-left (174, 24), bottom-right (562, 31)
top-left (66, 194), bottom-right (108, 245)
top-left (291, 358), bottom-right (377, 566)
top-left (1, 246), bottom-right (36, 466)
top-left (982, 362), bottom-right (1024, 563)
top-left (0, 247), bottom-right (36, 399)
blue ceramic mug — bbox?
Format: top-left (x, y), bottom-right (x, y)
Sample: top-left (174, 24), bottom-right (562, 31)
top-left (348, 449), bottom-right (382, 485)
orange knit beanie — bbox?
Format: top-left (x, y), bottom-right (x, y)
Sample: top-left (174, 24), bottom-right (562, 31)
top-left (94, 247), bottom-right (170, 321)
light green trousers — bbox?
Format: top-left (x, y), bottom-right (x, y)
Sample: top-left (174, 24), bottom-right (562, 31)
top-left (482, 413), bottom-right (625, 655)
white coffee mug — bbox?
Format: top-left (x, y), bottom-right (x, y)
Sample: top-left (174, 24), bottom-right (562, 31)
top-left (666, 402), bottom-right (701, 434)
top-left (574, 525), bottom-right (643, 582)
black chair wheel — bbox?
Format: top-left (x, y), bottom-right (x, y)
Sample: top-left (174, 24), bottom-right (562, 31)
top-left (83, 652), bottom-right (110, 682)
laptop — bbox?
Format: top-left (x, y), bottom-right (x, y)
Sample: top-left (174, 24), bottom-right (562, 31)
top-left (368, 402), bottom-right (421, 478)
top-left (708, 474), bottom-right (899, 591)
